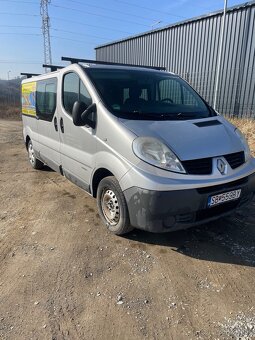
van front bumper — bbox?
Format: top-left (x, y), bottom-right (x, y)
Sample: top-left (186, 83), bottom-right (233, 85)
top-left (123, 173), bottom-right (255, 233)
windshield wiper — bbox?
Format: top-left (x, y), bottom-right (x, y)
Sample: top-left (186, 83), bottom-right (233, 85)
top-left (123, 111), bottom-right (167, 119)
top-left (120, 110), bottom-right (206, 120)
top-left (137, 112), bottom-right (193, 119)
top-left (169, 112), bottom-right (207, 119)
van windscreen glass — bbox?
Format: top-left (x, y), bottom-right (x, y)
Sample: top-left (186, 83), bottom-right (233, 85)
top-left (85, 68), bottom-right (214, 120)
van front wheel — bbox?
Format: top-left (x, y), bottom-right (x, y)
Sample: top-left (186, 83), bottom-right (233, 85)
top-left (27, 140), bottom-right (44, 170)
top-left (97, 176), bottom-right (133, 235)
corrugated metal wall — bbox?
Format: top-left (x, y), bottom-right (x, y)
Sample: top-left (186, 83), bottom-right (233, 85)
top-left (95, 1), bottom-right (255, 117)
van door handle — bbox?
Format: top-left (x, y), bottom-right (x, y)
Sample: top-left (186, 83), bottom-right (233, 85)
top-left (60, 117), bottom-right (64, 133)
top-left (54, 116), bottom-right (58, 131)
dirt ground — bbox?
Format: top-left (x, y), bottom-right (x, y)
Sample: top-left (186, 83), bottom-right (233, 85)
top-left (0, 119), bottom-right (255, 340)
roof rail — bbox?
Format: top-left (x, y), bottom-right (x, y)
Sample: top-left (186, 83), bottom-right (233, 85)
top-left (61, 56), bottom-right (166, 71)
top-left (42, 64), bottom-right (64, 72)
top-left (20, 72), bottom-right (40, 78)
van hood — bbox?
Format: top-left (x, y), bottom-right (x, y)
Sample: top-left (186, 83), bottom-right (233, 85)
top-left (120, 117), bottom-right (243, 160)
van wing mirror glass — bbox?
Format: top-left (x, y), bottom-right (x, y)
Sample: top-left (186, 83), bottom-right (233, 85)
top-left (81, 103), bottom-right (97, 129)
top-left (72, 101), bottom-right (88, 126)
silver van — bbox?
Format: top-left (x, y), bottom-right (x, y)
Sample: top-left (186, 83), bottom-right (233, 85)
top-left (21, 58), bottom-right (255, 235)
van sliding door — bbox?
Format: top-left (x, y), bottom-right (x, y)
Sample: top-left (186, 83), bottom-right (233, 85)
top-left (36, 78), bottom-right (61, 172)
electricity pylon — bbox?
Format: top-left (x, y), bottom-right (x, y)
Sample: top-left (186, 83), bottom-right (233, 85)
top-left (40, 0), bottom-right (52, 70)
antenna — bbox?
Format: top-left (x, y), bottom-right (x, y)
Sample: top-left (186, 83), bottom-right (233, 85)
top-left (40, 0), bottom-right (52, 71)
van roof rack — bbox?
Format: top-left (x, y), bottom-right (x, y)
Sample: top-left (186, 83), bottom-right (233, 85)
top-left (61, 56), bottom-right (166, 71)
top-left (20, 72), bottom-right (40, 78)
top-left (43, 64), bottom-right (64, 72)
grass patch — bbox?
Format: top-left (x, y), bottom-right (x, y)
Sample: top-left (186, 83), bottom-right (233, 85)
top-left (0, 104), bottom-right (21, 120)
top-left (227, 118), bottom-right (255, 156)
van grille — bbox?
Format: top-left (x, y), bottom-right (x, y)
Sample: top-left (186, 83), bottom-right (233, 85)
top-left (224, 151), bottom-right (245, 169)
top-left (182, 158), bottom-right (212, 175)
top-left (182, 151), bottom-right (245, 175)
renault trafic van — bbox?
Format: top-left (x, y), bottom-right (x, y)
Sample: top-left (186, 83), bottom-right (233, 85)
top-left (21, 59), bottom-right (255, 235)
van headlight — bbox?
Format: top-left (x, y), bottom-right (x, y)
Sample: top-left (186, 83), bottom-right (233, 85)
top-left (235, 128), bottom-right (251, 161)
top-left (133, 137), bottom-right (186, 173)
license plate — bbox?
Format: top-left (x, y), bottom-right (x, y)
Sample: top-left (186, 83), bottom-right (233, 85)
top-left (208, 189), bottom-right (241, 207)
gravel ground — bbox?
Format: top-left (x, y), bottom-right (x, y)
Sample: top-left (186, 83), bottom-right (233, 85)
top-left (0, 119), bottom-right (255, 340)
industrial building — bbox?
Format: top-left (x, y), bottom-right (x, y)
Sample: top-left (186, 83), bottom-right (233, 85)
top-left (95, 1), bottom-right (255, 117)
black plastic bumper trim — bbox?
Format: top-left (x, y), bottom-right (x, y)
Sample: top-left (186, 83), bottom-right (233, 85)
top-left (123, 173), bottom-right (255, 233)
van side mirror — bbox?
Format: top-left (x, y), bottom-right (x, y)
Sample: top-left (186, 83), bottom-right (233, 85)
top-left (72, 101), bottom-right (97, 129)
top-left (72, 101), bottom-right (87, 126)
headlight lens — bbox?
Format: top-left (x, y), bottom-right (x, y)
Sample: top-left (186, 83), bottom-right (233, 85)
top-left (235, 128), bottom-right (251, 161)
top-left (133, 137), bottom-right (186, 173)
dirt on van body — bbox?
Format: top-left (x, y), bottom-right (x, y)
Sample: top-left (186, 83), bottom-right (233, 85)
top-left (0, 119), bottom-right (255, 340)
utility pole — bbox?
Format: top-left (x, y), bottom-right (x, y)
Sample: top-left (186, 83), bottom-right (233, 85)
top-left (40, 0), bottom-right (52, 71)
top-left (213, 0), bottom-right (228, 110)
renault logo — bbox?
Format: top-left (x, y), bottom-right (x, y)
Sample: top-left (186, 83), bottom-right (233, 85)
top-left (217, 158), bottom-right (227, 175)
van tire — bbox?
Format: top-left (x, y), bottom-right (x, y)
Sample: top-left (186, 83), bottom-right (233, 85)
top-left (27, 140), bottom-right (44, 170)
top-left (97, 176), bottom-right (134, 235)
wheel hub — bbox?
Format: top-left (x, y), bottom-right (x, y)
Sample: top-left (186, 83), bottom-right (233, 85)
top-left (101, 189), bottom-right (120, 226)
top-left (28, 144), bottom-right (35, 165)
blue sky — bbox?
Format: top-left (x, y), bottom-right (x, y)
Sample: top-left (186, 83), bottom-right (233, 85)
top-left (0, 0), bottom-right (245, 79)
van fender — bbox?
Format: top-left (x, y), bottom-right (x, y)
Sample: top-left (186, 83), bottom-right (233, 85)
top-left (91, 151), bottom-right (132, 195)
top-left (23, 124), bottom-right (39, 153)
top-left (23, 125), bottom-right (34, 144)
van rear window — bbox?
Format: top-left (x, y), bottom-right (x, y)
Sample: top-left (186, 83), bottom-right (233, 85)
top-left (36, 78), bottom-right (57, 121)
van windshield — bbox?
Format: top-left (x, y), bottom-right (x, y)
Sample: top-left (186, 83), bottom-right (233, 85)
top-left (85, 68), bottom-right (214, 120)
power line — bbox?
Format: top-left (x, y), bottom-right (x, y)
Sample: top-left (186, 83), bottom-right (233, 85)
top-left (0, 25), bottom-right (39, 28)
top-left (0, 0), bottom-right (186, 19)
top-left (0, 32), bottom-right (102, 45)
top-left (0, 26), bottom-right (113, 41)
top-left (0, 32), bottom-right (41, 36)
top-left (50, 4), bottom-right (151, 27)
top-left (0, 12), bottom-right (134, 35)
top-left (0, 60), bottom-right (42, 64)
top-left (0, 12), bottom-right (39, 17)
top-left (50, 16), bottom-right (133, 35)
top-left (51, 35), bottom-right (103, 44)
top-left (0, 14), bottom-right (134, 35)
top-left (55, 0), bottom-right (163, 23)
top-left (112, 0), bottom-right (186, 19)
top-left (113, 0), bottom-right (228, 19)
top-left (51, 28), bottom-right (108, 40)
top-left (0, 0), bottom-right (38, 4)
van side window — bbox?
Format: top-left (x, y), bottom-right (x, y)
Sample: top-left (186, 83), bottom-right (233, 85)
top-left (36, 78), bottom-right (57, 121)
top-left (63, 72), bottom-right (92, 115)
top-left (80, 81), bottom-right (92, 108)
